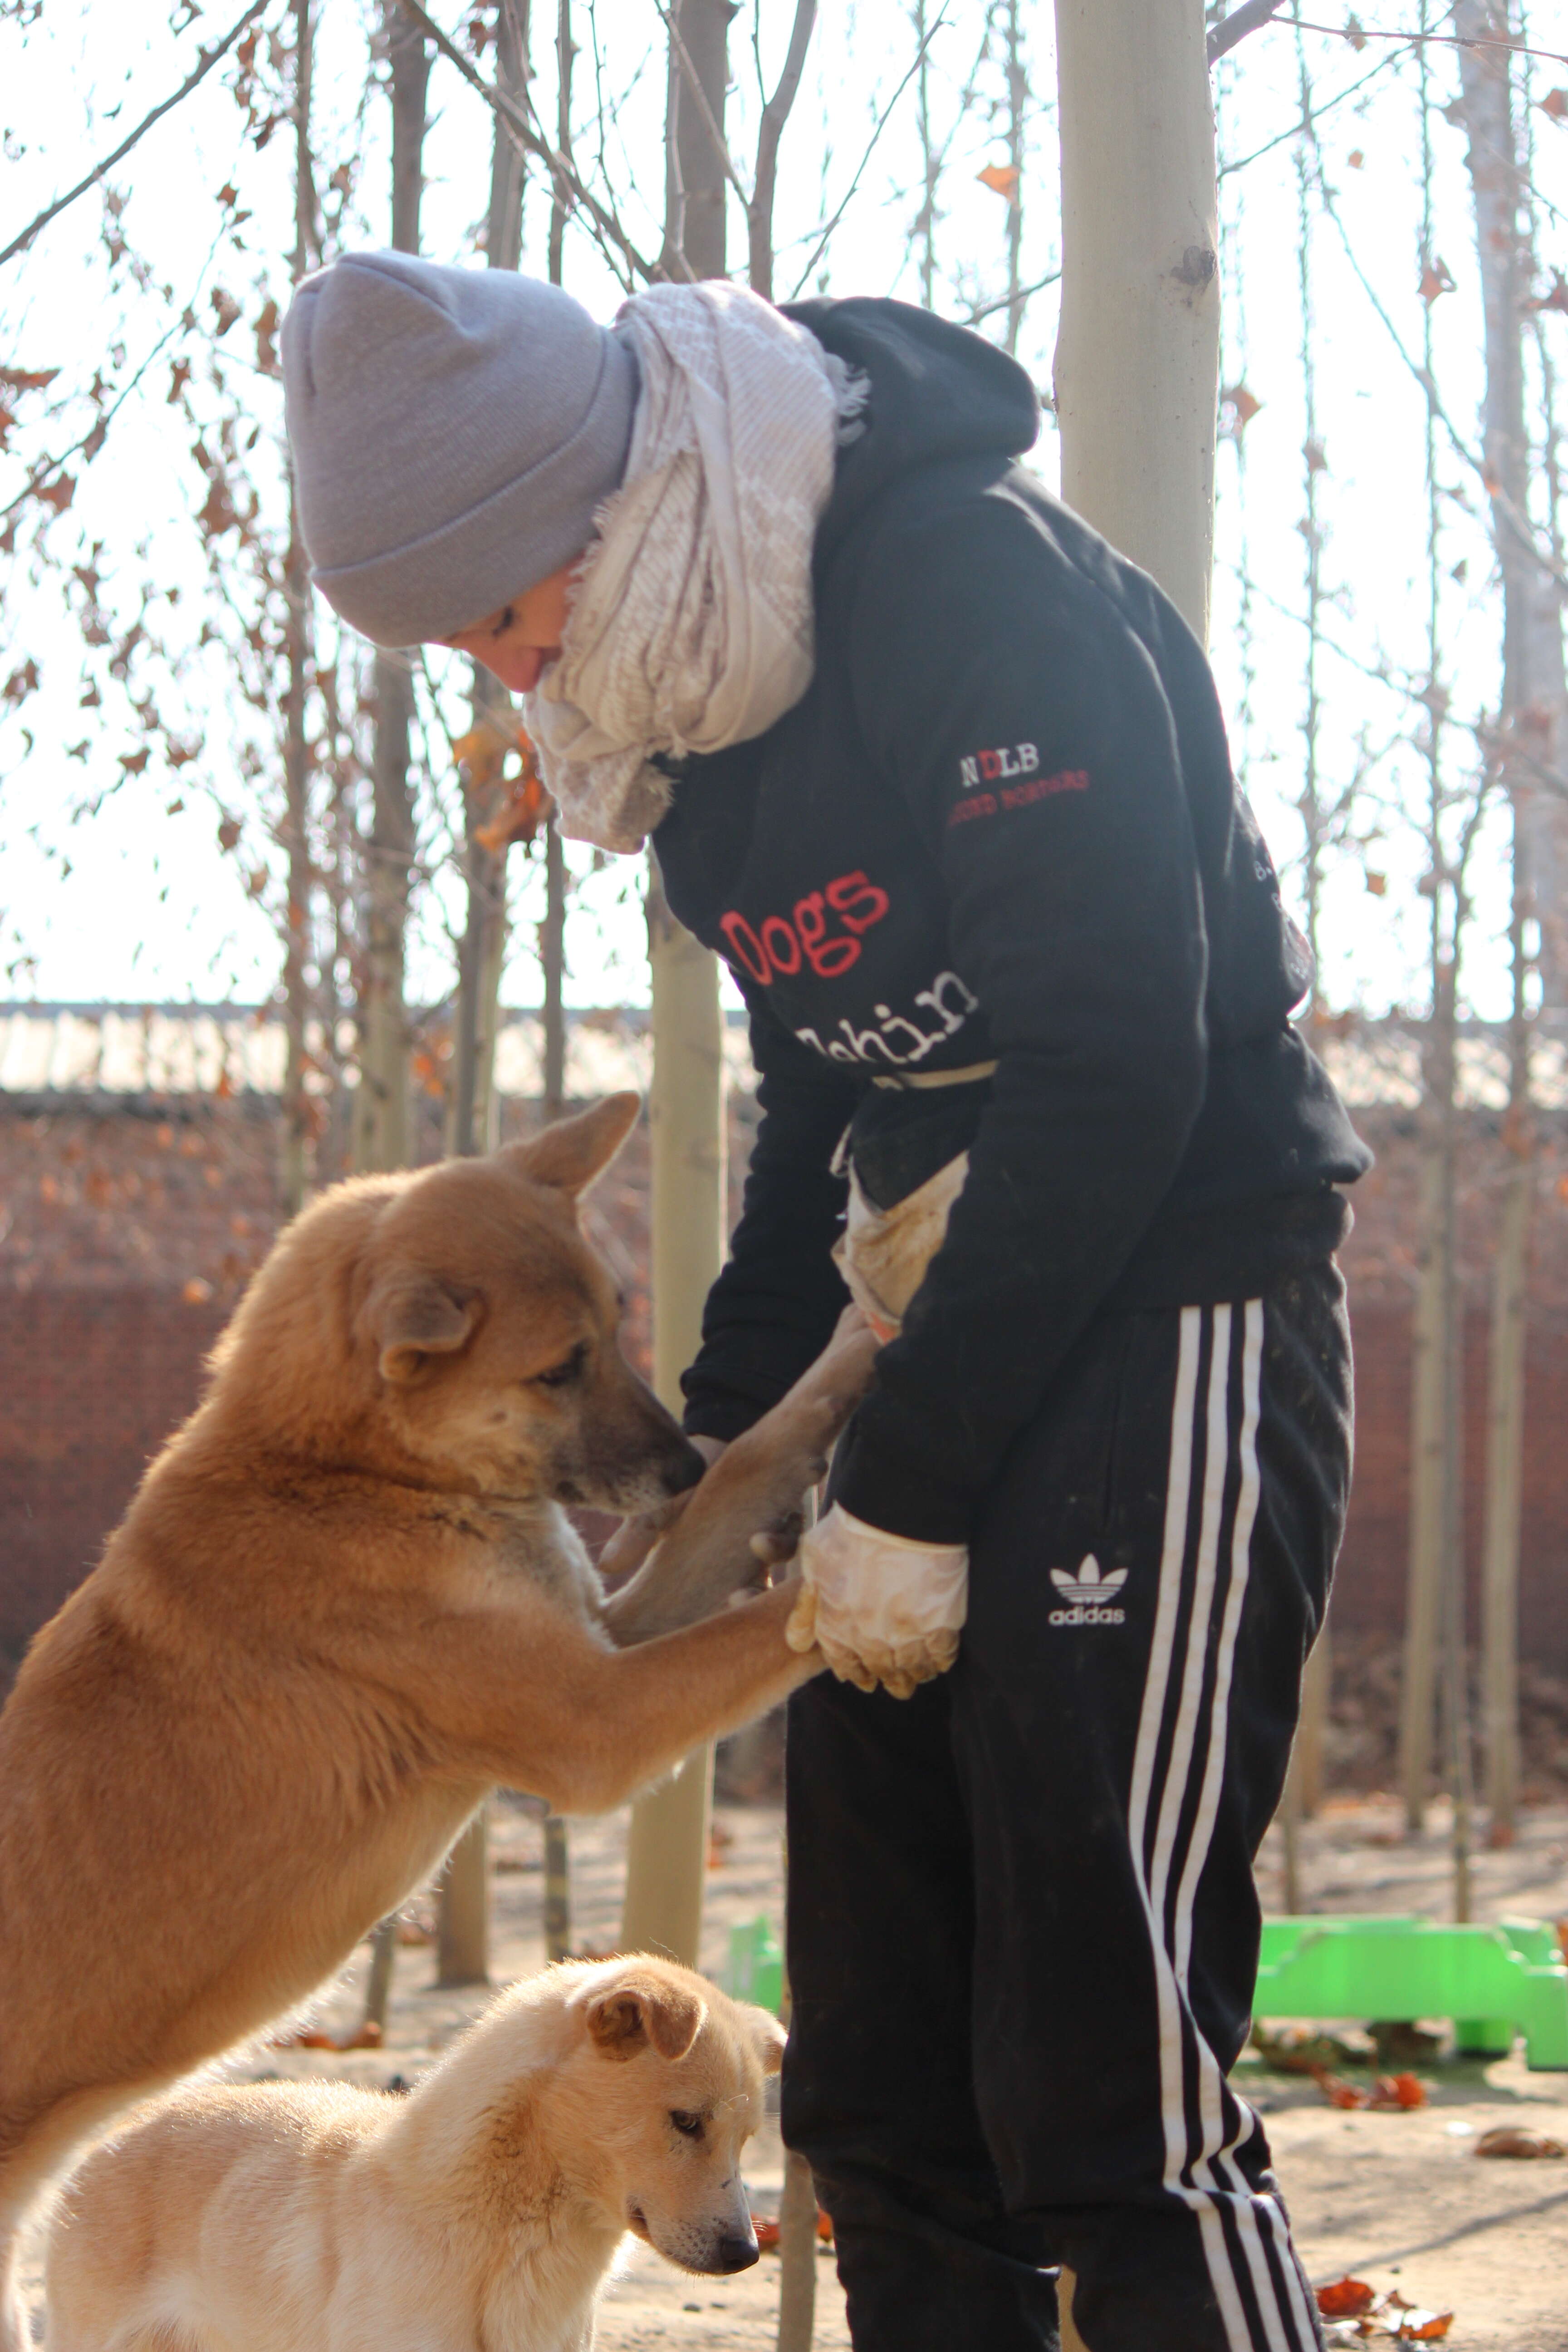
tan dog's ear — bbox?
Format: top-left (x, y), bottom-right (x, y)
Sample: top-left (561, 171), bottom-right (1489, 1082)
top-left (510, 1093), bottom-right (641, 1198)
top-left (746, 2008), bottom-right (788, 2077)
top-left (366, 1271), bottom-right (480, 1386)
top-left (585, 1968), bottom-right (707, 2063)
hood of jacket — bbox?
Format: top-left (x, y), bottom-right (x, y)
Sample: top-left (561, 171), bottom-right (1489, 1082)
top-left (782, 296), bottom-right (1041, 570)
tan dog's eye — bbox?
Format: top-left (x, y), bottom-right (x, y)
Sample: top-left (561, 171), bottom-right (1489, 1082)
top-left (533, 1343), bottom-right (588, 1390)
top-left (669, 2110), bottom-right (704, 2140)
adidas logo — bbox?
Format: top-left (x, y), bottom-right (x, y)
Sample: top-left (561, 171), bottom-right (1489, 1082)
top-left (1048, 1555), bottom-right (1128, 1627)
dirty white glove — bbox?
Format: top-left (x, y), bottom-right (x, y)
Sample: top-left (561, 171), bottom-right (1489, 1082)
top-left (784, 1504), bottom-right (968, 1700)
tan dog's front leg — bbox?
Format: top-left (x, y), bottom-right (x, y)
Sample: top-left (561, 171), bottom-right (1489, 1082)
top-left (604, 1311), bottom-right (878, 1644)
top-left (417, 1583), bottom-right (822, 1816)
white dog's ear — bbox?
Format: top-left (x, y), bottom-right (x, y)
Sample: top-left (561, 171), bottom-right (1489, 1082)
top-left (586, 1968), bottom-right (706, 2063)
top-left (365, 1271), bottom-right (481, 1386)
top-left (508, 1093), bottom-right (641, 1198)
top-left (747, 2009), bottom-right (788, 2076)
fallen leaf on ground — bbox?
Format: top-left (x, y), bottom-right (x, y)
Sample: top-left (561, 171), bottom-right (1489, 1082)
top-left (270, 2020), bottom-right (383, 2052)
top-left (754, 2207), bottom-right (833, 2252)
top-left (1370, 2020), bottom-right (1442, 2068)
top-left (1367, 2073), bottom-right (1427, 2110)
top-left (1475, 2124), bottom-right (1566, 2158)
top-left (1377, 2291), bottom-right (1454, 2340)
top-left (1315, 2070), bottom-right (1364, 2109)
top-left (1254, 2024), bottom-right (1369, 2073)
top-left (1317, 2277), bottom-right (1376, 2318)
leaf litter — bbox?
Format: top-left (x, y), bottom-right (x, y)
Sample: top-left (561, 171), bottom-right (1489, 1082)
top-left (1316, 2278), bottom-right (1454, 2341)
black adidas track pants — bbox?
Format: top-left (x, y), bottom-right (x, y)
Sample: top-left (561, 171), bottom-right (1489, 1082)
top-left (782, 1267), bottom-right (1352, 2352)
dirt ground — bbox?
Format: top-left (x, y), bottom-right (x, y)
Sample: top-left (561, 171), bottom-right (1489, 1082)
top-left (18, 1791), bottom-right (1568, 2348)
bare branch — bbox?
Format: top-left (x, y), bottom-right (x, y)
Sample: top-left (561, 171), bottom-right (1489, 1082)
top-left (1, 0), bottom-right (274, 270)
top-left (749, 0), bottom-right (818, 297)
top-left (393, 0), bottom-right (663, 285)
top-left (1207, 1), bottom-right (1287, 65)
top-left (961, 267), bottom-right (1060, 328)
top-left (787, 11), bottom-right (947, 303)
top-left (654, 0), bottom-right (753, 212)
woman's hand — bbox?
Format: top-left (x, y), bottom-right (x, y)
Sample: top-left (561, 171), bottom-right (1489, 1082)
top-left (785, 1503), bottom-right (967, 1700)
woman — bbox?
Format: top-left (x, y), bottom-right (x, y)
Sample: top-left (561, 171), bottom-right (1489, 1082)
top-left (283, 252), bottom-right (1368, 2352)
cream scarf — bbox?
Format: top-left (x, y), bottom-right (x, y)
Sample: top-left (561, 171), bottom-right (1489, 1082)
top-left (526, 280), bottom-right (862, 853)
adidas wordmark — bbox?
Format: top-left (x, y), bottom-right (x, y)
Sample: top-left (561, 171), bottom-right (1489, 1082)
top-left (1048, 1555), bottom-right (1128, 1627)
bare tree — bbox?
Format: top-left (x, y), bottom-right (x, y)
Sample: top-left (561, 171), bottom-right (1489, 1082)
top-left (280, 0), bottom-right (319, 1218)
top-left (354, 2), bottom-right (429, 1181)
top-left (1456, 0), bottom-right (1568, 1842)
top-left (439, 0), bottom-right (534, 1995)
top-left (542, 0), bottom-right (573, 1121)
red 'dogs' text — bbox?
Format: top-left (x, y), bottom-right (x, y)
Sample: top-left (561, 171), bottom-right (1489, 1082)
top-left (720, 870), bottom-right (891, 986)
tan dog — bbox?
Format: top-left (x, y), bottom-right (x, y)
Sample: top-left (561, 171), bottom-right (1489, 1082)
top-left (0, 1094), bottom-right (873, 2349)
top-left (45, 1956), bottom-right (785, 2352)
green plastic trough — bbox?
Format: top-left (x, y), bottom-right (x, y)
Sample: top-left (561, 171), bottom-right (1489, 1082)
top-left (726, 1914), bottom-right (784, 2016)
top-left (1254, 1915), bottom-right (1568, 2069)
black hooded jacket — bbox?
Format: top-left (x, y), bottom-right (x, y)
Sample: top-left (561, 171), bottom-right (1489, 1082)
top-left (655, 297), bottom-right (1370, 1545)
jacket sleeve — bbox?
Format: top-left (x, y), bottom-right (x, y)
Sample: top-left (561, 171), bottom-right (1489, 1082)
top-left (831, 489), bottom-right (1211, 1543)
top-left (680, 991), bottom-right (860, 1445)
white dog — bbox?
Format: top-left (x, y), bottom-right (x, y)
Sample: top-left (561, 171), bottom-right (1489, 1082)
top-left (45, 1956), bottom-right (785, 2352)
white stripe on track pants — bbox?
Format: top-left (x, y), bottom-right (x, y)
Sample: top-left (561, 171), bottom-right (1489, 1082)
top-left (783, 1265), bottom-right (1352, 2352)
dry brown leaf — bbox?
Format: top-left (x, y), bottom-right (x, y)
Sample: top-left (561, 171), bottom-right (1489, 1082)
top-left (976, 162), bottom-right (1020, 198)
top-left (1367, 2073), bottom-right (1427, 2111)
top-left (474, 769), bottom-right (550, 854)
top-left (1317, 2277), bottom-right (1377, 2318)
top-left (1222, 383), bottom-right (1262, 432)
top-left (1475, 2125), bottom-right (1566, 2159)
top-left (255, 297), bottom-right (280, 375)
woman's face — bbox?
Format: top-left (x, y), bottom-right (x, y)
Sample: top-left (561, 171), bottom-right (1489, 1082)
top-left (440, 554), bottom-right (583, 695)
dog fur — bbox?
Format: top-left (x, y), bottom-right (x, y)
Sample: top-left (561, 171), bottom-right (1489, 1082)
top-left (0, 1095), bottom-right (874, 2349)
top-left (44, 1955), bottom-right (785, 2352)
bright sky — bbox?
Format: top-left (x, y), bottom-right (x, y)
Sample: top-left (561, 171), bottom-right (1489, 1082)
top-left (0, 1), bottom-right (1559, 1020)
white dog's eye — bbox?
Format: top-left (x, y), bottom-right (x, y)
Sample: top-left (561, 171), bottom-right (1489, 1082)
top-left (669, 2109), bottom-right (704, 2140)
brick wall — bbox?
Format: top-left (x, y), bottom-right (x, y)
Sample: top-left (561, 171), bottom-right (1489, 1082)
top-left (5, 1086), bottom-right (1568, 1691)
top-left (1332, 1299), bottom-right (1568, 1669)
top-left (0, 1286), bottom-right (226, 1674)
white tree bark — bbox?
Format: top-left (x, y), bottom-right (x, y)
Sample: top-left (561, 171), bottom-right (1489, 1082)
top-left (1052, 0), bottom-right (1220, 642)
top-left (439, 0), bottom-right (532, 1989)
top-left (620, 0), bottom-right (731, 1977)
top-left (1456, 0), bottom-right (1568, 1838)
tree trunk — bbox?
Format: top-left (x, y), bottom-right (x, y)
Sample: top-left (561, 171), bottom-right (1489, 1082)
top-left (1483, 1137), bottom-right (1529, 1835)
top-left (1456, 0), bottom-right (1568, 1846)
top-left (279, 0), bottom-right (316, 1219)
top-left (1399, 1148), bottom-right (1445, 1832)
top-left (1456, 0), bottom-right (1568, 995)
top-left (1433, 975), bottom-right (1473, 1918)
top-left (1051, 0), bottom-right (1220, 642)
top-left (620, 0), bottom-right (730, 1975)
top-left (1002, 0), bottom-right (1026, 355)
top-left (620, 874), bottom-right (727, 1970)
top-left (356, 0), bottom-right (428, 1181)
top-left (439, 0), bottom-right (531, 1990)
top-left (541, 826), bottom-right (567, 1116)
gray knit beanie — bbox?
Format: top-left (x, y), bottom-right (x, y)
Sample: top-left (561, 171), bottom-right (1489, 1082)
top-left (280, 250), bottom-right (637, 648)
